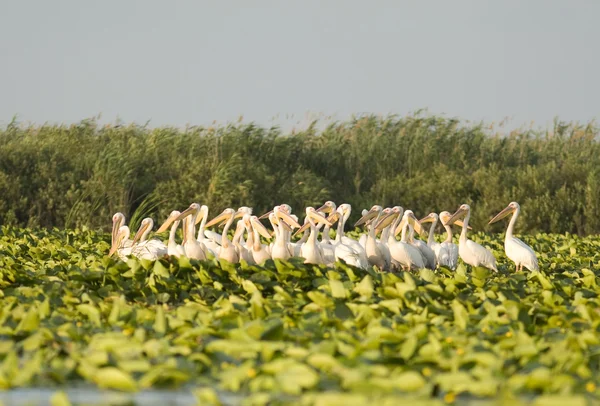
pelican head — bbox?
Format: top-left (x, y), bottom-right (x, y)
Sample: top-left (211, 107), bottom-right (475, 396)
top-left (375, 206), bottom-right (403, 232)
top-left (237, 206), bottom-right (253, 217)
top-left (439, 210), bottom-right (471, 229)
top-left (274, 206), bottom-right (301, 229)
top-left (176, 203), bottom-right (201, 222)
top-left (489, 201), bottom-right (520, 225)
top-left (109, 225), bottom-right (130, 257)
top-left (394, 209), bottom-right (424, 236)
top-left (258, 204), bottom-right (289, 220)
top-left (250, 215), bottom-right (272, 239)
top-left (205, 208), bottom-right (237, 228)
top-left (194, 205), bottom-right (210, 225)
top-left (111, 212), bottom-right (126, 244)
top-left (419, 212), bottom-right (439, 224)
top-left (447, 204), bottom-right (471, 225)
top-left (156, 210), bottom-right (181, 233)
top-left (316, 201), bottom-right (336, 214)
top-left (354, 205), bottom-right (382, 227)
top-left (293, 207), bottom-right (333, 236)
top-left (132, 217), bottom-right (154, 245)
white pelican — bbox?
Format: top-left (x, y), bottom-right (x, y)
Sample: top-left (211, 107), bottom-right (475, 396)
top-left (266, 206), bottom-right (300, 261)
top-left (291, 216), bottom-right (310, 257)
top-left (130, 218), bottom-right (168, 260)
top-left (205, 208), bottom-right (242, 263)
top-left (488, 202), bottom-right (538, 271)
top-left (355, 205), bottom-right (388, 270)
top-left (176, 203), bottom-right (207, 260)
top-left (447, 204), bottom-right (498, 272)
top-left (109, 225), bottom-right (133, 261)
top-left (112, 213), bottom-right (133, 250)
top-left (157, 210), bottom-right (186, 258)
top-left (297, 207), bottom-right (333, 265)
top-left (195, 205), bottom-right (219, 256)
top-left (409, 225), bottom-right (436, 270)
top-left (232, 216), bottom-right (253, 263)
top-left (247, 215), bottom-right (272, 265)
top-left (330, 205), bottom-right (368, 269)
top-left (419, 212), bottom-right (461, 270)
top-left (379, 208), bottom-right (425, 270)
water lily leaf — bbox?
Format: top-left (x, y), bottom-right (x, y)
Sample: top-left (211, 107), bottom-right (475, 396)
top-left (93, 367), bottom-right (137, 392)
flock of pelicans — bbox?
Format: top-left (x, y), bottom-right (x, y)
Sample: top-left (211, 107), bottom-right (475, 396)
top-left (109, 201), bottom-right (539, 273)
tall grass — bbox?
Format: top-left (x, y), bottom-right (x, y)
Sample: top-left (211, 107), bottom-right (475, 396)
top-left (1, 113), bottom-right (598, 234)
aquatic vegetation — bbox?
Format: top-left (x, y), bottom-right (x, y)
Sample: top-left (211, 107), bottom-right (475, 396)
top-left (0, 226), bottom-right (599, 405)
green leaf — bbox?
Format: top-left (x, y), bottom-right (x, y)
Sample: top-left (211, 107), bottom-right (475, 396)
top-left (93, 367), bottom-right (137, 392)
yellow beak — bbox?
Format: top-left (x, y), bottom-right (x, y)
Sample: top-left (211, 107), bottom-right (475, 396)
top-left (176, 205), bottom-right (198, 222)
top-left (374, 211), bottom-right (398, 232)
top-left (489, 205), bottom-right (514, 224)
top-left (251, 217), bottom-right (272, 239)
top-left (354, 207), bottom-right (379, 227)
top-left (132, 221), bottom-right (150, 245)
top-left (205, 211), bottom-right (232, 228)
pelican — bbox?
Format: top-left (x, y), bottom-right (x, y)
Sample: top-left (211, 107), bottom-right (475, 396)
top-left (447, 204), bottom-right (498, 272)
top-left (409, 223), bottom-right (436, 270)
top-left (297, 207), bottom-right (333, 265)
top-left (489, 202), bottom-right (538, 272)
top-left (331, 204), bottom-right (368, 268)
top-left (109, 225), bottom-right (133, 261)
top-left (195, 205), bottom-right (219, 256)
top-left (111, 213), bottom-right (133, 250)
top-left (377, 208), bottom-right (425, 270)
top-left (247, 215), bottom-right (272, 265)
top-left (205, 208), bottom-right (243, 263)
top-left (130, 218), bottom-right (168, 260)
top-left (419, 212), bottom-right (461, 270)
top-left (176, 203), bottom-right (207, 260)
top-left (157, 210), bottom-right (186, 258)
top-left (355, 205), bottom-right (388, 270)
top-left (232, 216), bottom-right (253, 263)
top-left (291, 216), bottom-right (310, 257)
top-left (266, 206), bottom-right (300, 261)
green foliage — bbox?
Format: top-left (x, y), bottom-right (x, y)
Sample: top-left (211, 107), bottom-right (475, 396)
top-left (1, 114), bottom-right (599, 235)
top-left (1, 226), bottom-right (600, 404)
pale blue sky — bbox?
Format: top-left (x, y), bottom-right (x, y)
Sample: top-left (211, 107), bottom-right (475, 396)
top-left (1, 1), bottom-right (598, 131)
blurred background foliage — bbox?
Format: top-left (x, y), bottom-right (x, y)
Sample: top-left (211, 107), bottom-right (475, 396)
top-left (1, 113), bottom-right (598, 234)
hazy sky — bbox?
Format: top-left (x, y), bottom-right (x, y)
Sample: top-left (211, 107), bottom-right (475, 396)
top-left (1, 1), bottom-right (598, 131)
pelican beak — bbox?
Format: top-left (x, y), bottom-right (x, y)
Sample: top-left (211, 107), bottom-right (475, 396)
top-left (316, 203), bottom-right (333, 214)
top-left (409, 213), bottom-right (424, 235)
top-left (309, 210), bottom-right (332, 227)
top-left (111, 219), bottom-right (120, 245)
top-left (108, 233), bottom-right (122, 256)
top-left (234, 208), bottom-right (246, 219)
top-left (489, 205), bottom-right (514, 225)
top-left (258, 209), bottom-right (274, 220)
top-left (446, 207), bottom-right (466, 226)
top-left (277, 211), bottom-right (301, 229)
top-left (251, 217), bottom-right (272, 239)
top-left (293, 222), bottom-right (310, 237)
top-left (132, 222), bottom-right (150, 245)
top-left (205, 211), bottom-right (231, 228)
top-left (157, 213), bottom-right (177, 233)
top-left (355, 207), bottom-right (379, 227)
top-left (394, 218), bottom-right (407, 236)
top-left (182, 217), bottom-right (188, 244)
top-left (374, 211), bottom-right (397, 232)
top-left (176, 205), bottom-right (198, 222)
top-left (326, 212), bottom-right (341, 225)
top-left (194, 207), bottom-right (207, 225)
top-left (418, 214), bottom-right (434, 224)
